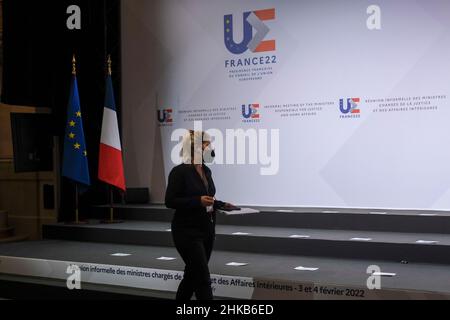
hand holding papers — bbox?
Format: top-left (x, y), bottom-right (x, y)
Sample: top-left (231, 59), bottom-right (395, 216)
top-left (218, 203), bottom-right (241, 211)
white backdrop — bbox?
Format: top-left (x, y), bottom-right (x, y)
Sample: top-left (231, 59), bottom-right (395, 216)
top-left (122, 0), bottom-right (450, 210)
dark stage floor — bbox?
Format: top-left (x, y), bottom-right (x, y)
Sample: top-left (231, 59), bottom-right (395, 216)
top-left (0, 240), bottom-right (449, 299)
top-left (1, 205), bottom-right (449, 299)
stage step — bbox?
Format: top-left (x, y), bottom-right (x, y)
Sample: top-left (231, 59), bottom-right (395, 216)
top-left (92, 205), bottom-right (450, 234)
top-left (42, 220), bottom-right (450, 264)
top-left (0, 211), bottom-right (23, 242)
top-left (0, 211), bottom-right (9, 229)
top-left (1, 240), bottom-right (450, 299)
top-left (0, 227), bottom-right (14, 239)
top-left (0, 235), bottom-right (29, 244)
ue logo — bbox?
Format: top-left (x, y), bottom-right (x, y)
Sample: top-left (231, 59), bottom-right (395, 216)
top-left (242, 104), bottom-right (260, 119)
top-left (157, 109), bottom-right (173, 123)
top-left (339, 98), bottom-right (361, 114)
top-left (224, 8), bottom-right (276, 55)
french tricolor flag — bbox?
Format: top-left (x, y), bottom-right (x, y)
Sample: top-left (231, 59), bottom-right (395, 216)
top-left (98, 74), bottom-right (126, 191)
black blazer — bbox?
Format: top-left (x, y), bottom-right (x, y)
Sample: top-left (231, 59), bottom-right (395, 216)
top-left (165, 164), bottom-right (224, 234)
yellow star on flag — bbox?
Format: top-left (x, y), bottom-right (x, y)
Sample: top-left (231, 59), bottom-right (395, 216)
top-left (83, 150), bottom-right (87, 156)
top-left (75, 111), bottom-right (81, 117)
top-left (68, 132), bottom-right (75, 139)
top-left (74, 142), bottom-right (81, 150)
top-left (69, 120), bottom-right (76, 127)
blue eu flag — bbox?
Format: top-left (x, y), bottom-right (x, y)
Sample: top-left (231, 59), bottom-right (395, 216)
top-left (62, 75), bottom-right (91, 186)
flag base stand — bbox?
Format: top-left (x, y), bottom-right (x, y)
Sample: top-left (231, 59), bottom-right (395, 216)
top-left (65, 209), bottom-right (89, 225)
top-left (65, 220), bottom-right (89, 225)
top-left (99, 207), bottom-right (124, 224)
top-left (99, 219), bottom-right (124, 224)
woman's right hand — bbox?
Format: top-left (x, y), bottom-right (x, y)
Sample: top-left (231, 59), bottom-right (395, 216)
top-left (200, 196), bottom-right (215, 207)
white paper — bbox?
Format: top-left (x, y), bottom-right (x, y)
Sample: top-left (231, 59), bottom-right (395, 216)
top-left (350, 237), bottom-right (372, 241)
top-left (289, 235), bottom-right (311, 239)
top-left (218, 208), bottom-right (260, 215)
top-left (156, 256), bottom-right (177, 261)
top-left (165, 229), bottom-right (172, 232)
top-left (232, 232), bottom-right (252, 236)
top-left (372, 272), bottom-right (396, 277)
top-left (416, 240), bottom-right (439, 244)
top-left (110, 253), bottom-right (131, 257)
top-left (294, 266), bottom-right (319, 271)
top-left (226, 262), bottom-right (248, 267)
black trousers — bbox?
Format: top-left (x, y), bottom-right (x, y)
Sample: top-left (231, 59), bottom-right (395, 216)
top-left (172, 227), bottom-right (214, 300)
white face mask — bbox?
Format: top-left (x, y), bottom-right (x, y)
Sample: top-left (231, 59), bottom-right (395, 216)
top-left (203, 145), bottom-right (215, 164)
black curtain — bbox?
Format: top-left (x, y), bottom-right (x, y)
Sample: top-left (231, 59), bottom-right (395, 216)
top-left (2, 0), bottom-right (122, 221)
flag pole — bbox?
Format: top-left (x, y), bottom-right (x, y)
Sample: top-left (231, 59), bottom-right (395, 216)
top-left (109, 185), bottom-right (114, 222)
top-left (107, 54), bottom-right (112, 76)
top-left (65, 55), bottom-right (88, 225)
top-left (108, 55), bottom-right (114, 223)
top-left (72, 54), bottom-right (76, 75)
top-left (100, 54), bottom-right (123, 224)
top-left (67, 182), bottom-right (87, 224)
top-left (101, 183), bottom-right (123, 224)
top-left (73, 55), bottom-right (78, 224)
top-left (75, 184), bottom-right (79, 224)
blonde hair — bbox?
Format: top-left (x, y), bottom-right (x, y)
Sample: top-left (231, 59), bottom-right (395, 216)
top-left (180, 130), bottom-right (211, 164)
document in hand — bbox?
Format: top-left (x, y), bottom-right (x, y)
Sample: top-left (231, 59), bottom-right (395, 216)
top-left (218, 208), bottom-right (260, 215)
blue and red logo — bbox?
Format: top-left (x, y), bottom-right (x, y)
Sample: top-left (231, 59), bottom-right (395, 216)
top-left (224, 8), bottom-right (276, 55)
top-left (339, 98), bottom-right (361, 114)
top-left (157, 109), bottom-right (173, 124)
top-left (242, 104), bottom-right (260, 120)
